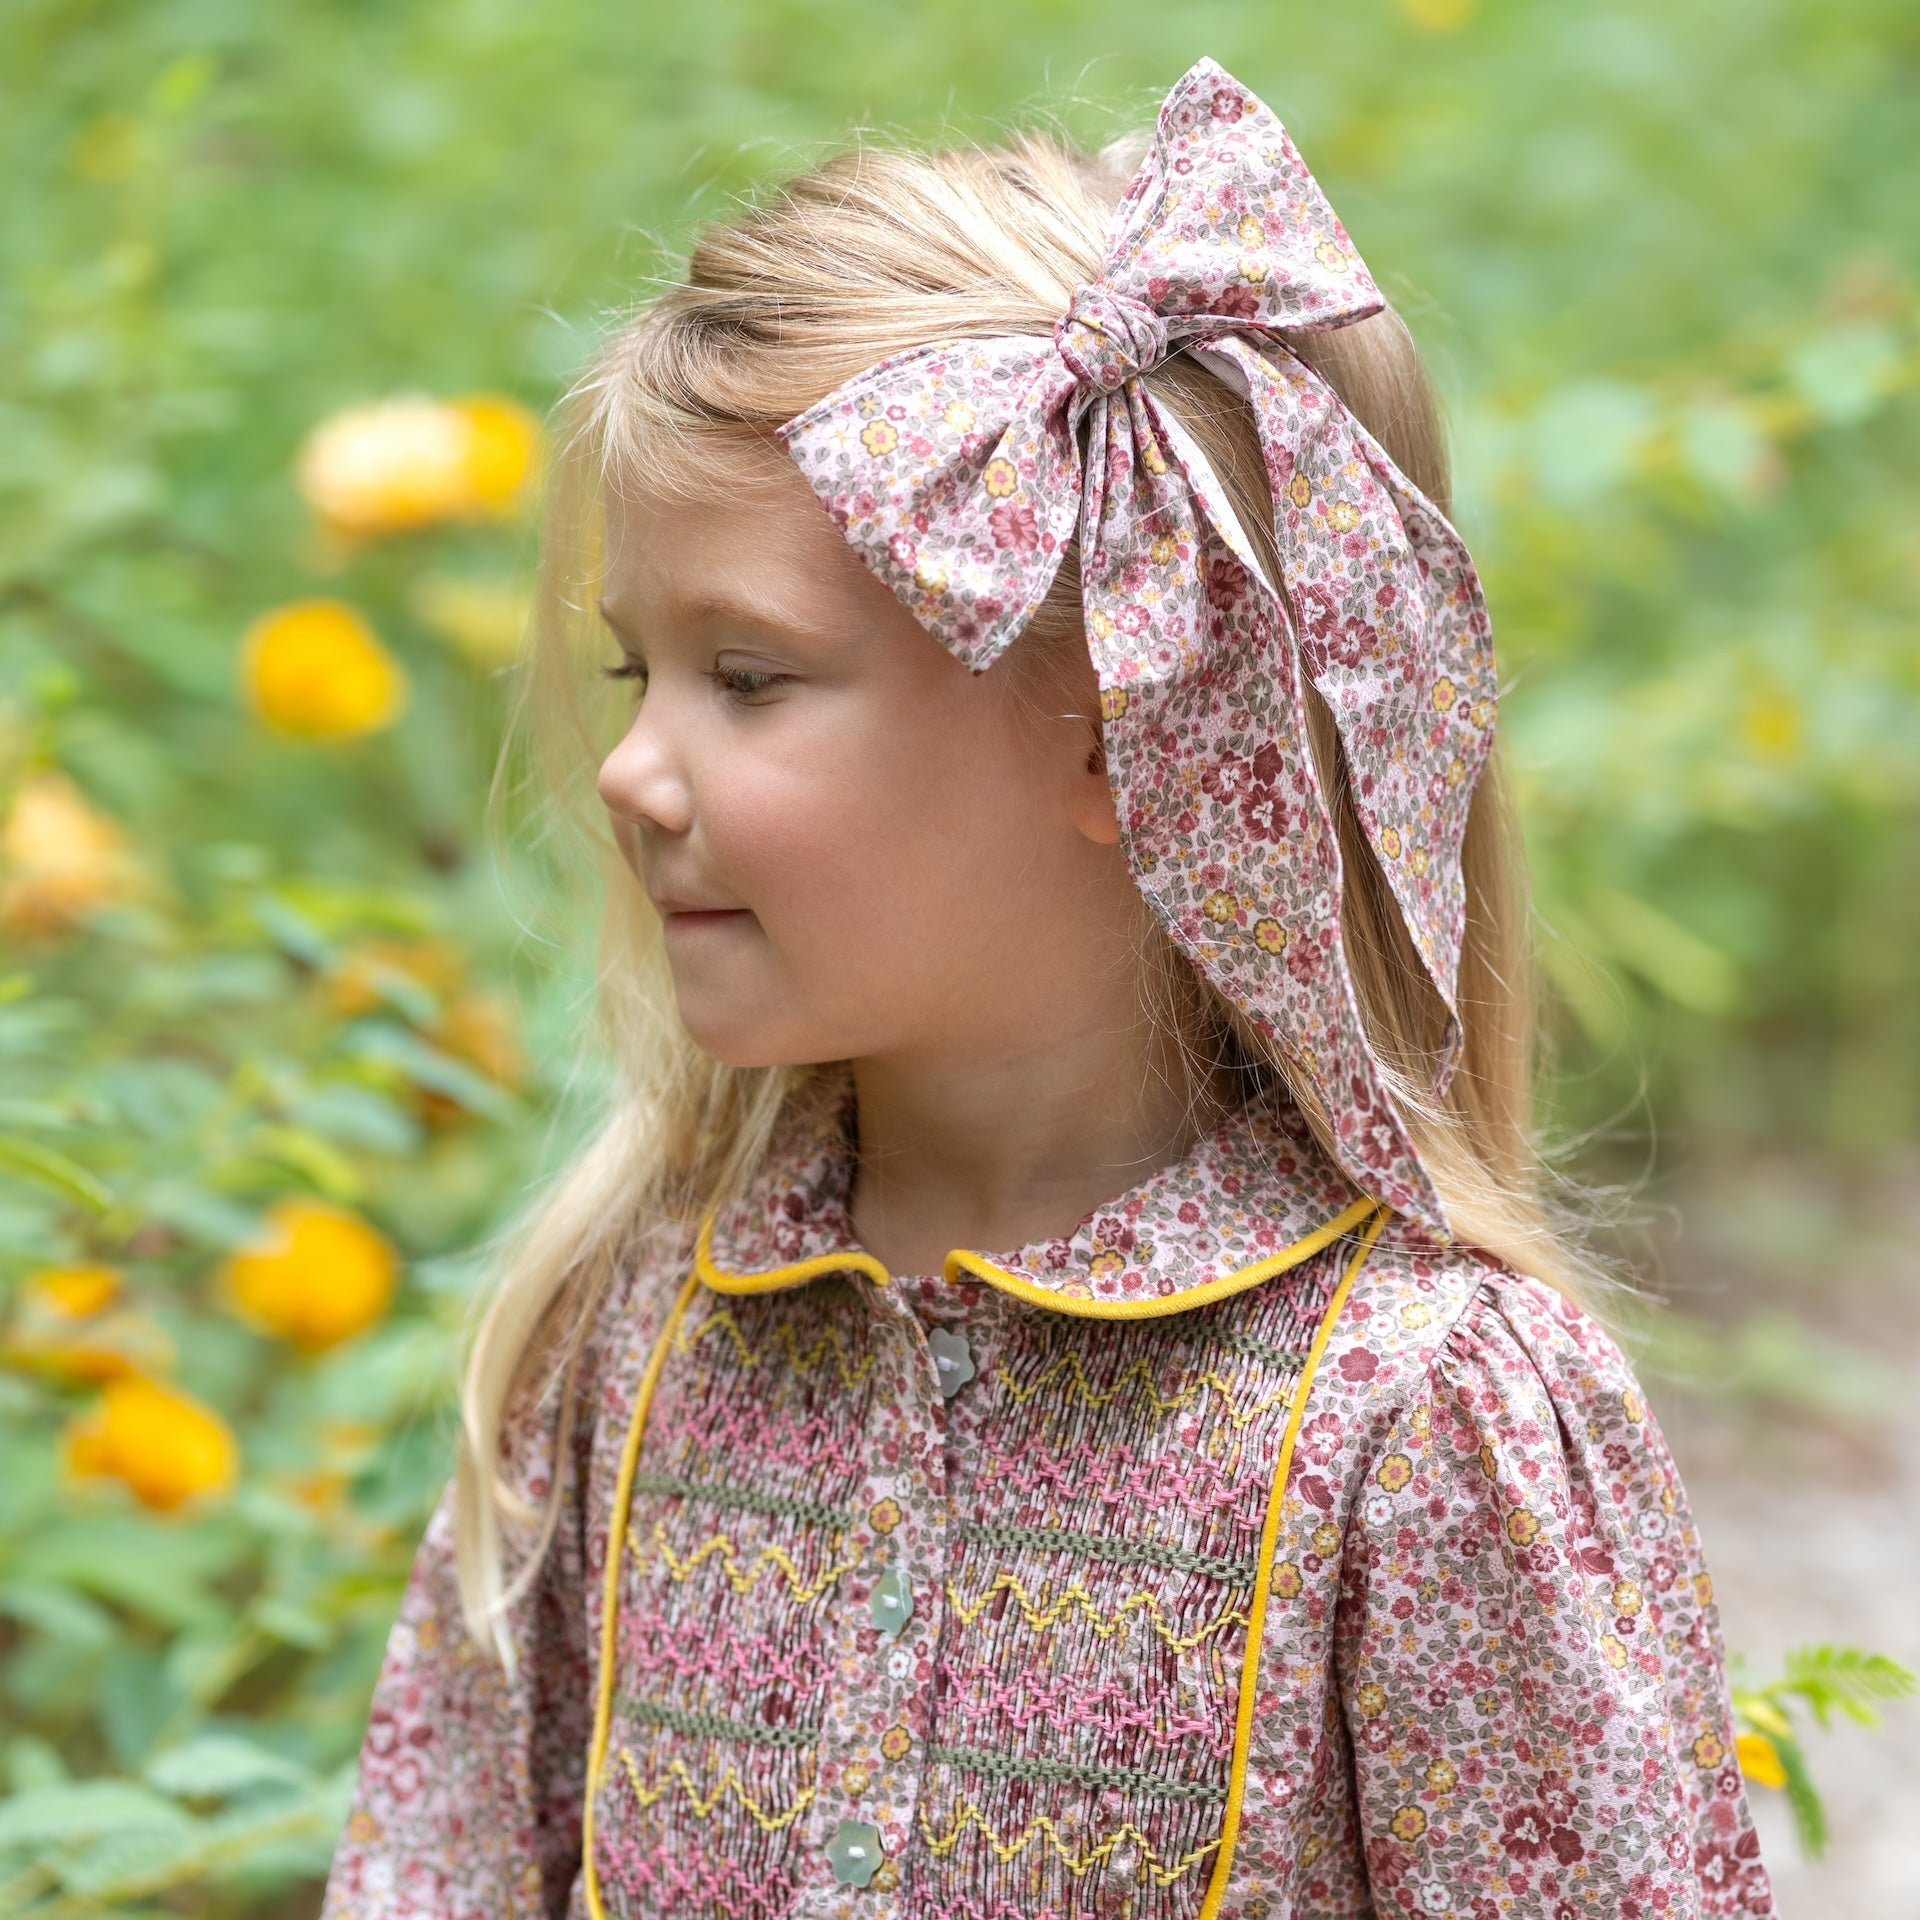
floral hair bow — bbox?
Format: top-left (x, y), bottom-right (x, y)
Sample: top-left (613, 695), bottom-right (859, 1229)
top-left (777, 55), bottom-right (1497, 1233)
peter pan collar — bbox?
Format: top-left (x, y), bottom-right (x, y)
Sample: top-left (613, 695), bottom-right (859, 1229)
top-left (695, 1069), bottom-right (1387, 1320)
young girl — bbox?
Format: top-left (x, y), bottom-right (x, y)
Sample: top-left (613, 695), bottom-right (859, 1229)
top-left (321, 57), bottom-right (1772, 1920)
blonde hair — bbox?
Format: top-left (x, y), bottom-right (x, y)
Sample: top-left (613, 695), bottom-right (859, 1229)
top-left (456, 120), bottom-right (1590, 1662)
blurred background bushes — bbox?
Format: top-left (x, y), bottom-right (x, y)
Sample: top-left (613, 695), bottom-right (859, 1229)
top-left (0, 0), bottom-right (1914, 1911)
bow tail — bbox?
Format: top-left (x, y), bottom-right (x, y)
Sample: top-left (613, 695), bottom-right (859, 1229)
top-left (1212, 335), bottom-right (1499, 1098)
top-left (1084, 378), bottom-right (1450, 1231)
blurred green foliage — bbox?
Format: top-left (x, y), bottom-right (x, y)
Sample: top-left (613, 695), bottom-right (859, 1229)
top-left (1, 0), bottom-right (1915, 1912)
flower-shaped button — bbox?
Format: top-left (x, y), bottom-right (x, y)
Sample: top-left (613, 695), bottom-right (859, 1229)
top-left (928, 1327), bottom-right (974, 1398)
top-left (826, 1817), bottom-right (885, 1887)
top-left (869, 1566), bottom-right (913, 1638)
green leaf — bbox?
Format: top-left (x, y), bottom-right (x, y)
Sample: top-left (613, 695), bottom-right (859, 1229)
top-left (0, 1578), bottom-right (117, 1650)
top-left (1773, 1732), bottom-right (1828, 1860)
top-left (0, 1136), bottom-right (112, 1212)
top-left (0, 1780), bottom-right (192, 1848)
top-left (1783, 1645), bottom-right (1918, 1728)
top-left (144, 1736), bottom-right (314, 1801)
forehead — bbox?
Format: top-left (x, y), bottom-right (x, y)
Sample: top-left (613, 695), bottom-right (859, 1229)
top-left (599, 437), bottom-right (844, 603)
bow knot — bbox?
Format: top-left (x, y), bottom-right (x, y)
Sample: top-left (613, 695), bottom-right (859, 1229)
top-left (1053, 285), bottom-right (1170, 390)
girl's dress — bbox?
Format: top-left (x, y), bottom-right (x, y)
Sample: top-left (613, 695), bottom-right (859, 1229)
top-left (320, 1076), bottom-right (1773, 1919)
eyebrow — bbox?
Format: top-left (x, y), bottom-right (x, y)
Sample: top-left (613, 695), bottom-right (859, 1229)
top-left (597, 587), bottom-right (817, 642)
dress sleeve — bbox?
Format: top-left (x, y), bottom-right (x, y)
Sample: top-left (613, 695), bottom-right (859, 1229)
top-left (1332, 1268), bottom-right (1774, 1918)
top-left (318, 1304), bottom-right (606, 1920)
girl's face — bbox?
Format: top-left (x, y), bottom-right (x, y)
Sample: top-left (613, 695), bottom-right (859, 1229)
top-left (594, 441), bottom-right (1145, 1074)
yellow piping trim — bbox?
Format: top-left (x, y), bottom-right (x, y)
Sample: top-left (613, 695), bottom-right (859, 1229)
top-left (583, 1267), bottom-right (702, 1920)
top-left (694, 1212), bottom-right (889, 1293)
top-left (694, 1192), bottom-right (1380, 1319)
top-left (1196, 1202), bottom-right (1388, 1920)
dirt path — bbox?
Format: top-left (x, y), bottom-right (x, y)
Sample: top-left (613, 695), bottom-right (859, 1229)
top-left (1641, 1159), bottom-right (1920, 1916)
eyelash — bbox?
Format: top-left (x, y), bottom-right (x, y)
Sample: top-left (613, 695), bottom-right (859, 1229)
top-left (597, 662), bottom-right (788, 705)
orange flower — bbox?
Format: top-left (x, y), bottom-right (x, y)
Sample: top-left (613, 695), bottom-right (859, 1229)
top-left (64, 1376), bottom-right (238, 1512)
top-left (222, 1198), bottom-right (397, 1352)
top-left (241, 599), bottom-right (408, 740)
top-left (294, 392), bottom-right (540, 538)
top-left (0, 772), bottom-right (141, 937)
top-left (417, 991), bottom-right (528, 1130)
top-left (325, 937), bottom-right (465, 1018)
top-left (25, 1264), bottom-right (120, 1318)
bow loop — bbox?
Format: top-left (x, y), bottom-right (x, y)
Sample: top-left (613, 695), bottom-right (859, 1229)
top-left (1052, 286), bottom-right (1171, 390)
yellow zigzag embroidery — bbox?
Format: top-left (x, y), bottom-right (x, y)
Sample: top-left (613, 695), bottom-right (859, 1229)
top-left (632, 1519), bottom-right (860, 1604)
top-left (617, 1748), bottom-right (814, 1832)
top-left (948, 1572), bottom-right (1247, 1652)
top-left (681, 1304), bottom-right (877, 1389)
top-left (918, 1801), bottom-right (1221, 1886)
top-left (996, 1350), bottom-right (1294, 1432)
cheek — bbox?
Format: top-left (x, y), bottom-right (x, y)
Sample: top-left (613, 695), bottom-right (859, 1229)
top-left (702, 711), bottom-right (1039, 936)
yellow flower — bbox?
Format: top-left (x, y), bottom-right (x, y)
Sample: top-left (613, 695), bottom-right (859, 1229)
top-left (860, 420), bottom-right (900, 457)
top-left (1505, 1507), bottom-right (1539, 1545)
top-left (1150, 534), bottom-right (1178, 565)
top-left (1326, 500), bottom-right (1361, 532)
top-left (24, 1264), bottom-right (119, 1319)
top-left (1430, 677), bottom-right (1456, 710)
top-left (1100, 686), bottom-right (1130, 722)
top-left (1141, 435), bottom-right (1168, 475)
top-left (1692, 1731), bottom-right (1725, 1770)
top-left (294, 392), bottom-right (538, 538)
top-left (1315, 240), bottom-right (1353, 272)
top-left (1203, 890), bottom-right (1238, 925)
top-left (241, 600), bottom-right (408, 740)
top-left (1408, 846), bottom-right (1429, 877)
top-left (1736, 1731), bottom-right (1786, 1790)
top-left (0, 772), bottom-right (142, 938)
top-left (448, 394), bottom-right (540, 514)
top-left (1355, 1683), bottom-right (1386, 1717)
top-left (410, 575), bottom-right (532, 670)
top-left (1378, 825), bottom-right (1403, 860)
top-left (1388, 1804), bottom-right (1426, 1842)
top-left (1613, 1578), bottom-right (1644, 1617)
top-left (982, 457), bottom-right (1019, 498)
top-left (880, 1725), bottom-right (912, 1761)
top-left (419, 992), bottom-right (527, 1130)
top-left (1237, 214), bottom-right (1264, 247)
top-left (1311, 1522), bottom-right (1341, 1557)
top-left (222, 1199), bottom-right (398, 1353)
top-left (1270, 1561), bottom-right (1302, 1599)
top-left (1375, 1452), bottom-right (1413, 1491)
top-left (1622, 1389), bottom-right (1645, 1423)
top-left (841, 1761), bottom-right (871, 1794)
top-left (1287, 473), bottom-right (1312, 508)
top-left (1602, 1633), bottom-right (1629, 1670)
top-left (1741, 690), bottom-right (1802, 763)
top-left (942, 402), bottom-right (975, 431)
top-left (1425, 1758), bottom-right (1456, 1793)
top-left (1401, 0), bottom-right (1478, 30)
top-left (1253, 917), bottom-right (1287, 953)
top-left (1088, 1248), bottom-right (1126, 1275)
top-left (914, 561), bottom-right (948, 596)
top-left (868, 1497), bottom-right (902, 1533)
top-left (64, 1376), bottom-right (238, 1513)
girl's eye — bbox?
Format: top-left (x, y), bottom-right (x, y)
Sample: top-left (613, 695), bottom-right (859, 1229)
top-left (599, 659), bottom-right (648, 696)
top-left (707, 665), bottom-right (788, 704)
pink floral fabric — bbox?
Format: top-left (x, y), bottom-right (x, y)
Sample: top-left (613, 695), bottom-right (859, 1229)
top-left (777, 57), bottom-right (1498, 1231)
top-left (319, 1077), bottom-right (1772, 1920)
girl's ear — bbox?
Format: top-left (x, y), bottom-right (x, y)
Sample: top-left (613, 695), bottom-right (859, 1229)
top-left (1067, 714), bottom-right (1122, 846)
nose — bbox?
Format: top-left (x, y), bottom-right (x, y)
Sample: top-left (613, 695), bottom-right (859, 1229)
top-left (597, 702), bottom-right (694, 842)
